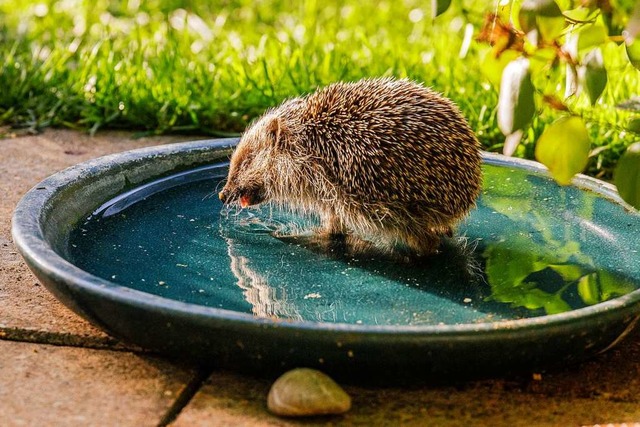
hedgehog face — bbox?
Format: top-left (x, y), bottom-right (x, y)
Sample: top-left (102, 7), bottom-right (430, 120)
top-left (219, 115), bottom-right (283, 208)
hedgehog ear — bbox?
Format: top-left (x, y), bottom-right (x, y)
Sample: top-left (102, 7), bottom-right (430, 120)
top-left (265, 116), bottom-right (288, 148)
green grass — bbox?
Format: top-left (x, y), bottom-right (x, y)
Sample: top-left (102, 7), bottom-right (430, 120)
top-left (0, 0), bottom-right (639, 178)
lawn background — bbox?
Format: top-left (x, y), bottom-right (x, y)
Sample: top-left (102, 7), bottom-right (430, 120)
top-left (1, 0), bottom-right (638, 178)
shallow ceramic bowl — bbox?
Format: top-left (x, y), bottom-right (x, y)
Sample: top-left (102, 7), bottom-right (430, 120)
top-left (12, 138), bottom-right (640, 379)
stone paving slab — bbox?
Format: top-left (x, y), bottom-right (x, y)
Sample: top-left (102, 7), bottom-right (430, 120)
top-left (173, 367), bottom-right (640, 426)
top-left (0, 339), bottom-right (199, 427)
top-left (3, 130), bottom-right (640, 426)
top-left (0, 130), bottom-right (188, 346)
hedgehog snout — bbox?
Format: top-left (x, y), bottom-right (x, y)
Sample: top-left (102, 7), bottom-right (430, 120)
top-left (218, 182), bottom-right (266, 208)
top-left (218, 188), bottom-right (229, 203)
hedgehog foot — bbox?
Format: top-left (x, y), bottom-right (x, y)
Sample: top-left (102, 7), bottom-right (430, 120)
top-left (403, 232), bottom-right (442, 258)
top-left (319, 212), bottom-right (347, 237)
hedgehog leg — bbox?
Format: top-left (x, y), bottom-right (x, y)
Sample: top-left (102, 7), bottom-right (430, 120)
top-left (320, 209), bottom-right (347, 237)
top-left (404, 230), bottom-right (441, 257)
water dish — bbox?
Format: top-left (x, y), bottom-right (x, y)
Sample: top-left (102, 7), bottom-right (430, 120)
top-left (12, 138), bottom-right (640, 378)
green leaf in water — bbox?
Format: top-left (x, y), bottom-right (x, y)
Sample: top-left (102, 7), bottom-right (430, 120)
top-left (485, 237), bottom-right (547, 293)
top-left (549, 264), bottom-right (589, 282)
top-left (576, 272), bottom-right (600, 305)
top-left (598, 270), bottom-right (637, 301)
top-left (498, 57), bottom-right (536, 136)
top-left (535, 116), bottom-right (591, 185)
top-left (614, 142), bottom-right (640, 209)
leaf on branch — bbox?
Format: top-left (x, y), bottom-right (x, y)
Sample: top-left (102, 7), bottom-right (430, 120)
top-left (519, 0), bottom-right (565, 43)
top-left (431, 0), bottom-right (451, 18)
top-left (520, 0), bottom-right (562, 18)
top-left (582, 48), bottom-right (607, 106)
top-left (627, 118), bottom-right (640, 134)
top-left (562, 7), bottom-right (600, 24)
top-left (503, 129), bottom-right (524, 156)
top-left (626, 39), bottom-right (640, 71)
top-left (576, 24), bottom-right (607, 52)
top-left (625, 1), bottom-right (640, 70)
top-left (614, 142), bottom-right (640, 209)
top-left (480, 49), bottom-right (520, 89)
top-left (476, 13), bottom-right (525, 57)
top-left (535, 116), bottom-right (591, 185)
top-left (498, 57), bottom-right (536, 136)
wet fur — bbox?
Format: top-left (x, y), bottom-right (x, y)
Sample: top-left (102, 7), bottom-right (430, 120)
top-left (220, 78), bottom-right (482, 257)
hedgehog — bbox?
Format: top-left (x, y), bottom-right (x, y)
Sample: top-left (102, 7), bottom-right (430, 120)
top-left (218, 77), bottom-right (482, 257)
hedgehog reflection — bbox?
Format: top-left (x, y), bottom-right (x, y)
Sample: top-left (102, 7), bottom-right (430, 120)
top-left (219, 204), bottom-right (488, 322)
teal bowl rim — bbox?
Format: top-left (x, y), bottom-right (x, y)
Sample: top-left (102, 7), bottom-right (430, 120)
top-left (11, 138), bottom-right (640, 339)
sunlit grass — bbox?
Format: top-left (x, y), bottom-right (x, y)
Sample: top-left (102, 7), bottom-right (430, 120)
top-left (0, 0), bottom-right (638, 177)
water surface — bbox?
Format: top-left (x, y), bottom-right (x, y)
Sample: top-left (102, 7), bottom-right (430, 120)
top-left (67, 162), bottom-right (640, 326)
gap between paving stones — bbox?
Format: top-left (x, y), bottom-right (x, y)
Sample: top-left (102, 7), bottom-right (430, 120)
top-left (3, 131), bottom-right (640, 425)
top-left (0, 325), bottom-right (140, 352)
top-left (0, 331), bottom-right (216, 427)
top-left (157, 366), bottom-right (214, 427)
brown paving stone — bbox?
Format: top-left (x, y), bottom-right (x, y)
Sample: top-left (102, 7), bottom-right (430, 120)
top-left (4, 129), bottom-right (640, 426)
top-left (170, 371), bottom-right (292, 427)
top-left (174, 331), bottom-right (640, 426)
top-left (171, 327), bottom-right (640, 426)
top-left (0, 130), bottom-right (194, 344)
top-left (0, 339), bottom-right (198, 427)
top-left (173, 368), bottom-right (640, 427)
top-left (518, 329), bottom-right (640, 402)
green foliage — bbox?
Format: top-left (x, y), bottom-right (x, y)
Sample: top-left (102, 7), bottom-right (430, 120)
top-left (614, 142), bottom-right (640, 208)
top-left (482, 166), bottom-right (636, 315)
top-left (480, 0), bottom-right (640, 198)
top-left (583, 48), bottom-right (607, 105)
top-left (627, 38), bottom-right (640, 69)
top-left (535, 116), bottom-right (591, 185)
top-left (431, 0), bottom-right (452, 18)
top-left (497, 57), bottom-right (535, 136)
top-left (0, 0), bottom-right (638, 186)
top-left (0, 0), bottom-right (500, 137)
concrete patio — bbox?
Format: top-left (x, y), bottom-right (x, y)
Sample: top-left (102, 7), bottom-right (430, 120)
top-left (1, 129), bottom-right (640, 426)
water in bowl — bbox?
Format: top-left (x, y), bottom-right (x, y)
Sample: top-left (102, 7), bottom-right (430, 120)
top-left (67, 162), bottom-right (640, 326)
